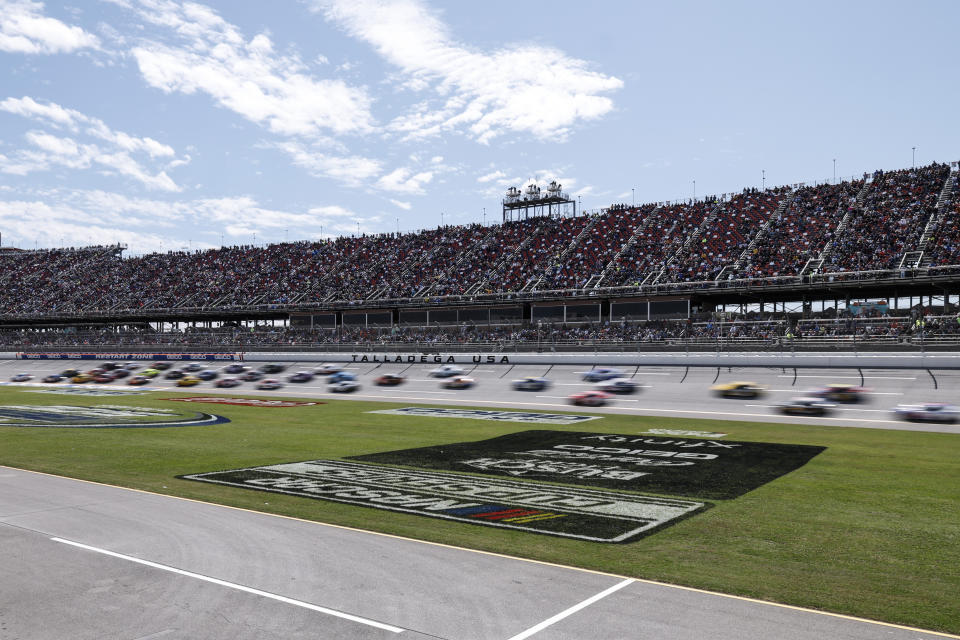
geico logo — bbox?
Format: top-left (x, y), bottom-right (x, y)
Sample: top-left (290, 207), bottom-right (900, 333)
top-left (247, 478), bottom-right (480, 510)
top-left (553, 445), bottom-right (718, 460)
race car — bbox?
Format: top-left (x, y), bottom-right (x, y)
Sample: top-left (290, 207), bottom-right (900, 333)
top-left (582, 367), bottom-right (624, 382)
top-left (177, 376), bottom-right (201, 387)
top-left (93, 373), bottom-right (114, 383)
top-left (197, 370), bottom-right (218, 381)
top-left (597, 378), bottom-right (639, 394)
top-left (810, 384), bottom-right (869, 403)
top-left (257, 379), bottom-right (283, 390)
top-left (711, 381), bottom-right (766, 399)
top-left (374, 373), bottom-right (406, 386)
top-left (569, 390), bottom-right (613, 407)
top-left (328, 371), bottom-right (357, 383)
top-left (100, 362), bottom-right (119, 371)
top-left (328, 380), bottom-right (360, 393)
top-left (512, 376), bottom-right (551, 391)
top-left (42, 374), bottom-right (64, 383)
top-left (288, 371), bottom-right (314, 383)
top-left (127, 376), bottom-right (150, 386)
top-left (260, 363), bottom-right (286, 374)
top-left (892, 403), bottom-right (960, 424)
top-left (62, 369), bottom-right (81, 378)
top-left (215, 377), bottom-right (241, 388)
top-left (184, 363), bottom-right (204, 372)
top-left (110, 369), bottom-right (130, 379)
top-left (240, 370), bottom-right (263, 382)
top-left (123, 362), bottom-right (140, 370)
top-left (71, 373), bottom-right (93, 384)
top-left (165, 370), bottom-right (185, 380)
top-left (223, 364), bottom-right (249, 374)
top-left (10, 373), bottom-right (32, 382)
top-left (315, 363), bottom-right (344, 375)
top-left (777, 397), bottom-right (835, 416)
top-left (443, 376), bottom-right (475, 389)
top-left (141, 368), bottom-right (160, 378)
top-left (429, 364), bottom-right (464, 378)
top-left (151, 362), bottom-right (173, 370)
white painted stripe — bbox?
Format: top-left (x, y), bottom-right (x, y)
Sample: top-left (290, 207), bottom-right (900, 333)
top-left (50, 537), bottom-right (404, 634)
top-left (777, 375), bottom-right (917, 380)
top-left (506, 578), bottom-right (634, 640)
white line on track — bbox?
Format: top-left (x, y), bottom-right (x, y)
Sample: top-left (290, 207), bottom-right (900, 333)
top-left (506, 578), bottom-right (635, 640)
top-left (50, 537), bottom-right (404, 634)
top-left (777, 375), bottom-right (917, 380)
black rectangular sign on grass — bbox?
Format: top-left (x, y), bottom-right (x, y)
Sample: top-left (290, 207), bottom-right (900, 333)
top-left (349, 430), bottom-right (826, 500)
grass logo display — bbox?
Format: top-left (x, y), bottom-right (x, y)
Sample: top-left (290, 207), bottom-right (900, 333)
top-left (0, 404), bottom-right (230, 428)
top-left (182, 459), bottom-right (707, 543)
top-left (166, 397), bottom-right (319, 408)
top-left (351, 430), bottom-right (826, 500)
top-left (24, 387), bottom-right (148, 397)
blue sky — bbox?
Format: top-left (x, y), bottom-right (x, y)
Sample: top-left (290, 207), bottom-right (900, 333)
top-left (0, 0), bottom-right (957, 254)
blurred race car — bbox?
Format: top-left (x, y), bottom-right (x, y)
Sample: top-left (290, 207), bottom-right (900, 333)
top-left (240, 370), bottom-right (263, 382)
top-left (10, 373), bottom-right (32, 382)
top-left (597, 378), bottom-right (639, 394)
top-left (165, 370), bottom-right (185, 380)
top-left (315, 363), bottom-right (344, 375)
top-left (582, 368), bottom-right (624, 382)
top-left (777, 397), bottom-right (835, 416)
top-left (62, 369), bottom-right (81, 378)
top-left (123, 362), bottom-right (140, 370)
top-left (223, 364), bottom-right (249, 374)
top-left (93, 374), bottom-right (114, 383)
top-left (892, 403), bottom-right (959, 424)
top-left (184, 363), bottom-right (204, 372)
top-left (72, 373), bottom-right (93, 384)
top-left (100, 362), bottom-right (119, 371)
top-left (443, 376), bottom-right (475, 389)
top-left (810, 384), bottom-right (869, 403)
top-left (374, 373), bottom-right (405, 386)
top-left (430, 365), bottom-right (464, 378)
top-left (288, 371), bottom-right (314, 383)
top-left (711, 381), bottom-right (766, 399)
top-left (177, 376), bottom-right (201, 387)
top-left (257, 379), bottom-right (283, 390)
top-left (260, 363), bottom-right (286, 374)
top-left (111, 369), bottom-right (130, 379)
top-left (215, 377), bottom-right (241, 388)
top-left (328, 380), bottom-right (360, 393)
top-left (512, 376), bottom-right (550, 391)
top-left (42, 374), bottom-right (63, 383)
top-left (569, 390), bottom-right (612, 406)
top-left (197, 370), bottom-right (218, 381)
top-left (141, 368), bottom-right (160, 378)
top-left (151, 362), bottom-right (173, 370)
top-left (329, 371), bottom-right (356, 383)
top-left (127, 376), bottom-right (150, 386)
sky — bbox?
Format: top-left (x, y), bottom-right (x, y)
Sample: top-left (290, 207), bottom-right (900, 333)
top-left (0, 0), bottom-right (958, 255)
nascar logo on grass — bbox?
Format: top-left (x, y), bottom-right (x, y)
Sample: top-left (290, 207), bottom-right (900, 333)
top-left (166, 397), bottom-right (319, 407)
top-left (369, 407), bottom-right (600, 424)
top-left (0, 404), bottom-right (229, 428)
top-left (181, 460), bottom-right (708, 543)
top-left (24, 387), bottom-right (147, 397)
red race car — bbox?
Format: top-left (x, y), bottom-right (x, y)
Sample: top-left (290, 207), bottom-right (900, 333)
top-left (569, 390), bottom-right (612, 407)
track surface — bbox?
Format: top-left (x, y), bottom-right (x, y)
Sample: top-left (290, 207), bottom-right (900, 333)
top-left (1, 358), bottom-right (958, 638)
top-left (1, 467), bottom-right (951, 640)
top-left (2, 358), bottom-right (959, 432)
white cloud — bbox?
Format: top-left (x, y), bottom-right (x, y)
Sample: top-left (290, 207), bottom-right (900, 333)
top-left (0, 0), bottom-right (99, 54)
top-left (272, 140), bottom-right (382, 186)
top-left (0, 96), bottom-right (182, 190)
top-left (376, 166), bottom-right (433, 194)
top-left (388, 198), bottom-right (411, 210)
top-left (315, 0), bottom-right (622, 143)
top-left (476, 169), bottom-right (505, 183)
top-left (125, 0), bottom-right (374, 138)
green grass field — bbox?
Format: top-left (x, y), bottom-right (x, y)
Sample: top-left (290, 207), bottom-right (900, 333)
top-left (2, 386), bottom-right (959, 634)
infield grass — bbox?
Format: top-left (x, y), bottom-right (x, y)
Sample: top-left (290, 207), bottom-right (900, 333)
top-left (1, 387), bottom-right (958, 634)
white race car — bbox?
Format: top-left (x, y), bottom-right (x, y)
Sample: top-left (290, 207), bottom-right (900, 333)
top-left (892, 403), bottom-right (959, 424)
top-left (597, 378), bottom-right (639, 394)
top-left (429, 364), bottom-right (465, 378)
top-left (328, 380), bottom-right (360, 393)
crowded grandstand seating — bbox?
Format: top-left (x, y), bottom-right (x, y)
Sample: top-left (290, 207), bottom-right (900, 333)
top-left (0, 162), bottom-right (955, 318)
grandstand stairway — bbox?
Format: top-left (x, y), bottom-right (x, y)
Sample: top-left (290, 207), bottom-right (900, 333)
top-left (524, 214), bottom-right (602, 292)
top-left (815, 178), bottom-right (873, 269)
top-left (651, 200), bottom-right (722, 284)
top-left (465, 219), bottom-right (548, 295)
top-left (916, 166), bottom-right (958, 266)
top-left (591, 205), bottom-right (662, 289)
top-left (417, 225), bottom-right (502, 297)
top-left (727, 191), bottom-right (798, 277)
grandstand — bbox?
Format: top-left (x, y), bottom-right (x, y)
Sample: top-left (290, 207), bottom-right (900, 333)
top-left (1, 161), bottom-right (958, 351)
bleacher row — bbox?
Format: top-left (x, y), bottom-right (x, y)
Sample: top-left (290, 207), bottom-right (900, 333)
top-left (0, 162), bottom-right (956, 317)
